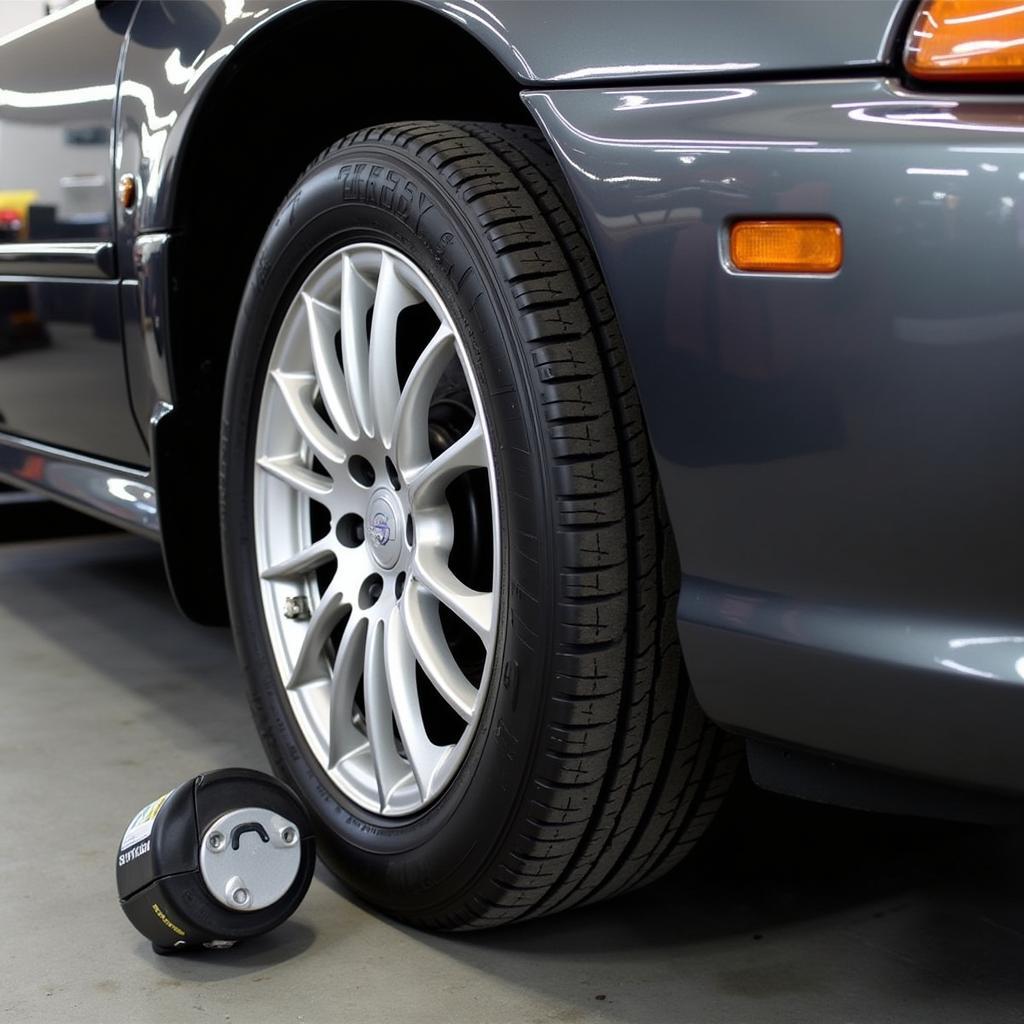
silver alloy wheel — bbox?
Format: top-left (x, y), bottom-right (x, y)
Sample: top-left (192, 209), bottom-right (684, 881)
top-left (253, 243), bottom-right (500, 817)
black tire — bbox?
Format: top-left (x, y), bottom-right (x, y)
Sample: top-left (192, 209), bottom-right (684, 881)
top-left (221, 121), bottom-right (739, 929)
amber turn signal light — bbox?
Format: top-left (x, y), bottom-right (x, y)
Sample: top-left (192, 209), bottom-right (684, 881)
top-left (729, 220), bottom-right (842, 274)
top-left (905, 0), bottom-right (1024, 80)
top-left (118, 173), bottom-right (136, 211)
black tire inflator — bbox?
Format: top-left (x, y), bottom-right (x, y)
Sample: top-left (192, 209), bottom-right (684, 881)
top-left (115, 768), bottom-right (315, 953)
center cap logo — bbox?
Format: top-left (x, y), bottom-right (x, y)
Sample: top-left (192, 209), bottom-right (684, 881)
top-left (370, 511), bottom-right (392, 547)
top-left (366, 490), bottom-right (401, 570)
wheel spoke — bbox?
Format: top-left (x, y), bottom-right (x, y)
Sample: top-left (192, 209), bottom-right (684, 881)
top-left (393, 325), bottom-right (454, 474)
top-left (407, 419), bottom-right (487, 507)
top-left (339, 254), bottom-right (375, 437)
top-left (385, 606), bottom-right (451, 801)
top-left (369, 252), bottom-right (418, 447)
top-left (303, 292), bottom-right (358, 441)
top-left (363, 619), bottom-right (410, 811)
top-left (413, 549), bottom-right (494, 639)
top-left (257, 454), bottom-right (332, 499)
top-left (270, 370), bottom-right (347, 467)
top-left (260, 536), bottom-right (334, 581)
top-left (287, 584), bottom-right (348, 689)
top-left (402, 580), bottom-right (477, 722)
top-left (327, 616), bottom-right (368, 768)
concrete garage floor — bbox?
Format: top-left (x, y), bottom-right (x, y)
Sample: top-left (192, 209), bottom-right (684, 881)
top-left (2, 525), bottom-right (1024, 1024)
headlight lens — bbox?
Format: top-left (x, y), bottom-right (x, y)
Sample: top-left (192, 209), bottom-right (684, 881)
top-left (905, 0), bottom-right (1024, 81)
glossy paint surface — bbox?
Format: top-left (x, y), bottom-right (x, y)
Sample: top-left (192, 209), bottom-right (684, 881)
top-left (425, 0), bottom-right (902, 83)
top-left (0, 1), bottom-right (144, 462)
top-left (0, 0), bottom-right (908, 466)
top-left (527, 79), bottom-right (1024, 791)
top-left (0, 275), bottom-right (147, 463)
top-left (0, 2), bottom-right (122, 245)
top-left (109, 0), bottom-right (908, 445)
top-left (114, 0), bottom-right (905, 239)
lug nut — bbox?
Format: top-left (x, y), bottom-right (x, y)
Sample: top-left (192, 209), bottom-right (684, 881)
top-left (231, 886), bottom-right (250, 906)
top-left (283, 595), bottom-right (311, 620)
top-left (281, 827), bottom-right (297, 845)
top-left (207, 832), bottom-right (224, 851)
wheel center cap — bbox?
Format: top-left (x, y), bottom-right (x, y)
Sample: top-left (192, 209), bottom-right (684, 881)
top-left (366, 488), bottom-right (402, 570)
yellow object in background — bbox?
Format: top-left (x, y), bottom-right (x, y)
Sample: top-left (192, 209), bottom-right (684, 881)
top-left (0, 189), bottom-right (38, 239)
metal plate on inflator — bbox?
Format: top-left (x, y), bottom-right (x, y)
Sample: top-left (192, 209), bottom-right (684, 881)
top-left (198, 807), bottom-right (301, 911)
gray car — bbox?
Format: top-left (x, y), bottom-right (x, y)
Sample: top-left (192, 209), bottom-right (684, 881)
top-left (0, 0), bottom-right (1020, 929)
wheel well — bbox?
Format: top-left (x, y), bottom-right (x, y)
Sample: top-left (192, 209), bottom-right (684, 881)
top-left (161, 2), bottom-right (529, 624)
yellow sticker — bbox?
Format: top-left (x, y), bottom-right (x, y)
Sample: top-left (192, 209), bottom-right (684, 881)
top-left (120, 790), bottom-right (173, 851)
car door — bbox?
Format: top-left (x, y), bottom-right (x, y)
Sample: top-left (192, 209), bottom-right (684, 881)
top-left (0, 0), bottom-right (146, 465)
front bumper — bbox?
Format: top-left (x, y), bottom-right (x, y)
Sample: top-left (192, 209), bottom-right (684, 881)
top-left (527, 78), bottom-right (1024, 796)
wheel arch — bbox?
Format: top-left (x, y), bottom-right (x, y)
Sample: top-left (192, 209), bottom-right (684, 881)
top-left (149, 2), bottom-right (530, 624)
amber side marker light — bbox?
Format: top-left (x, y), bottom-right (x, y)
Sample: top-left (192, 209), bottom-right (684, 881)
top-left (729, 220), bottom-right (842, 274)
top-left (905, 0), bottom-right (1024, 80)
